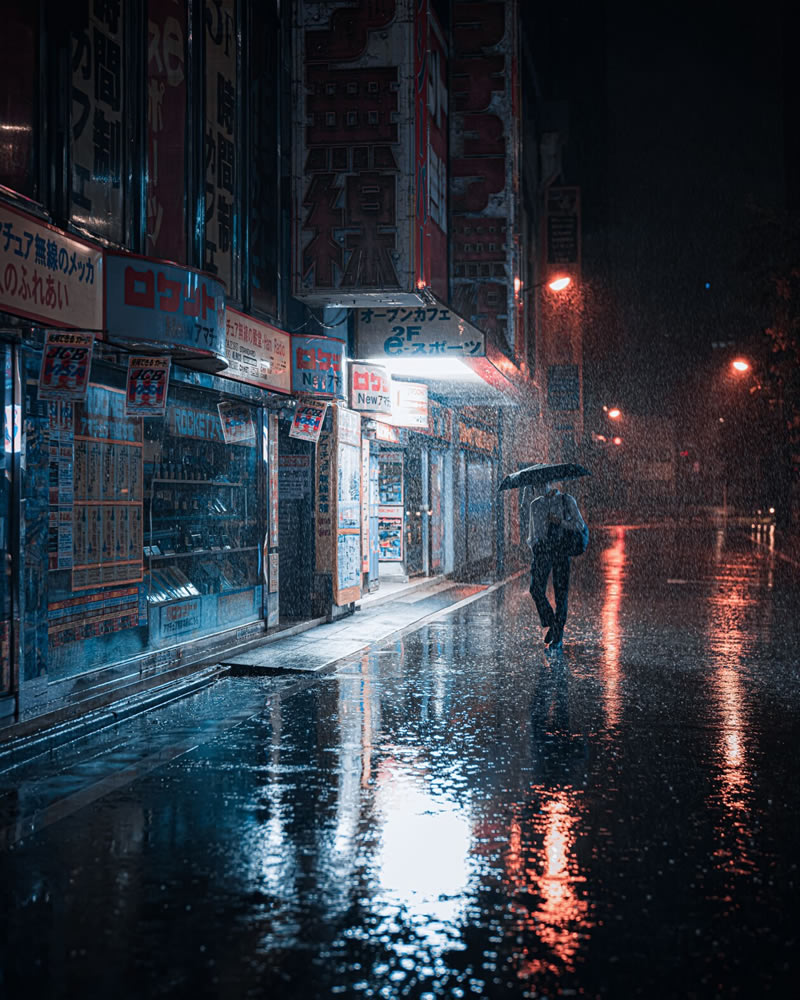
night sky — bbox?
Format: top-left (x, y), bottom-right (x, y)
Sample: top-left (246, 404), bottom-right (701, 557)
top-left (533, 0), bottom-right (788, 420)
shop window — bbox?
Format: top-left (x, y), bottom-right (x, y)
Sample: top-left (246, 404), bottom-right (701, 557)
top-left (41, 370), bottom-right (263, 681)
top-left (0, 1), bottom-right (39, 199)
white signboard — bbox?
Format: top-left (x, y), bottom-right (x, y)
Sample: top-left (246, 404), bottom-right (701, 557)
top-left (390, 381), bottom-right (428, 429)
top-left (0, 203), bottom-right (103, 330)
top-left (356, 306), bottom-right (485, 360)
top-left (225, 308), bottom-right (291, 394)
top-left (350, 362), bottom-right (392, 415)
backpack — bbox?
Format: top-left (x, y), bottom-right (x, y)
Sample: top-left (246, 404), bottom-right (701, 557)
top-left (547, 494), bottom-right (589, 557)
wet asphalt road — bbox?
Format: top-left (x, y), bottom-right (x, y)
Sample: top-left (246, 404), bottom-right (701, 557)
top-left (1, 521), bottom-right (798, 999)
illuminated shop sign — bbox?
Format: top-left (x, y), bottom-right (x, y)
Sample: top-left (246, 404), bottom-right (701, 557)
top-left (291, 335), bottom-right (345, 398)
top-left (0, 203), bottom-right (103, 330)
top-left (105, 252), bottom-right (226, 362)
top-left (356, 306), bottom-right (485, 359)
top-left (350, 362), bottom-right (392, 415)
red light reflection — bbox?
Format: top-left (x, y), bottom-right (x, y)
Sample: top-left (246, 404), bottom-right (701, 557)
top-left (601, 526), bottom-right (627, 728)
top-left (505, 790), bottom-right (593, 980)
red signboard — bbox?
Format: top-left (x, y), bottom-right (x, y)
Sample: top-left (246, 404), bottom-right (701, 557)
top-left (146, 0), bottom-right (188, 263)
top-left (450, 0), bottom-right (519, 349)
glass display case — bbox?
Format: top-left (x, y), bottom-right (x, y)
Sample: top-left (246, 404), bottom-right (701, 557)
top-left (143, 390), bottom-right (263, 644)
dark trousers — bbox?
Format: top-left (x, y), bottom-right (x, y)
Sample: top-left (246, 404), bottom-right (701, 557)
top-left (529, 544), bottom-right (571, 628)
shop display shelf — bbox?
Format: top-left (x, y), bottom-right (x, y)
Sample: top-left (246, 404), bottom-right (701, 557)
top-left (148, 513), bottom-right (247, 522)
top-left (150, 479), bottom-right (245, 486)
top-left (146, 583), bottom-right (258, 606)
top-left (147, 546), bottom-right (259, 561)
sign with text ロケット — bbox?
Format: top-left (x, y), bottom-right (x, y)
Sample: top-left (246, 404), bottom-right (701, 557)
top-left (291, 335), bottom-right (345, 398)
top-left (104, 252), bottom-right (226, 363)
top-left (349, 362), bottom-right (392, 416)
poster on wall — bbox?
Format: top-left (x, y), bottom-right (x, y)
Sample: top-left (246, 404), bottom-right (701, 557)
top-left (38, 332), bottom-right (95, 402)
top-left (378, 506), bottom-right (404, 561)
top-left (289, 400), bottom-right (328, 443)
top-left (218, 401), bottom-right (256, 445)
top-left (125, 356), bottom-right (171, 416)
top-left (337, 533), bottom-right (361, 592)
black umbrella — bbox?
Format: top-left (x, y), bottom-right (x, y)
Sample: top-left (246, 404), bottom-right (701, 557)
top-left (498, 462), bottom-right (591, 491)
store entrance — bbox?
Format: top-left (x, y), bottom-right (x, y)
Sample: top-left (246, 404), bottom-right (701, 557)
top-left (405, 444), bottom-right (428, 577)
top-left (277, 422), bottom-right (314, 621)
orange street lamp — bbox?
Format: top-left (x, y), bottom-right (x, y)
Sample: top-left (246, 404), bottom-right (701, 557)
top-left (607, 407), bottom-right (622, 420)
top-left (731, 358), bottom-right (750, 373)
top-left (547, 275), bottom-right (572, 292)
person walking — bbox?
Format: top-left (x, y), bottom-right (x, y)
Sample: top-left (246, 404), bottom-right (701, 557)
top-left (522, 481), bottom-right (588, 649)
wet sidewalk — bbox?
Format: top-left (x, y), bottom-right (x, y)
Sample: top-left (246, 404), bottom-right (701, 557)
top-left (223, 577), bottom-right (493, 674)
top-left (0, 575), bottom-right (498, 850)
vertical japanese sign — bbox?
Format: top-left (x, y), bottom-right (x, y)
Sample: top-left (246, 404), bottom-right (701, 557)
top-left (334, 406), bottom-right (362, 604)
top-left (546, 186), bottom-right (581, 269)
top-left (146, 0), bottom-right (187, 262)
top-left (268, 412), bottom-right (279, 598)
top-left (289, 400), bottom-right (328, 444)
top-left (413, 1), bottom-right (449, 299)
top-left (204, 0), bottom-right (237, 290)
top-left (294, 0), bottom-right (421, 304)
top-left (249, 2), bottom-right (280, 317)
top-left (70, 0), bottom-right (125, 244)
top-left (450, 0), bottom-right (520, 349)
top-left (38, 332), bottom-right (95, 401)
top-left (124, 356), bottom-right (170, 417)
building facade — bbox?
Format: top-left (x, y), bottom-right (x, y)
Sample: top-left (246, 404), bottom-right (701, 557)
top-left (0, 0), bottom-right (575, 735)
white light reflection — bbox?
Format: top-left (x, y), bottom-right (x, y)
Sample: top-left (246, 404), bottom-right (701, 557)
top-left (705, 555), bottom-right (755, 877)
top-left (374, 757), bottom-right (472, 953)
top-left (600, 526), bottom-right (627, 728)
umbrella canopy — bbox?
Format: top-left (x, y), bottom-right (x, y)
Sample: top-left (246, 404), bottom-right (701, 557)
top-left (498, 462), bottom-right (591, 491)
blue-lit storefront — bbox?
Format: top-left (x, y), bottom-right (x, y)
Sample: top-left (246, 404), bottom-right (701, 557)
top-left (0, 211), bottom-right (295, 732)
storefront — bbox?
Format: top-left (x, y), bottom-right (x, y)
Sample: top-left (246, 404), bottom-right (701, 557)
top-left (0, 205), bottom-right (299, 726)
top-left (456, 410), bottom-right (501, 578)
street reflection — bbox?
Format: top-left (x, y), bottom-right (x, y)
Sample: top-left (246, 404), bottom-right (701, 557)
top-left (374, 755), bottom-right (472, 954)
top-left (706, 556), bottom-right (755, 876)
top-left (506, 789), bottom-right (592, 980)
top-left (600, 526), bottom-right (627, 728)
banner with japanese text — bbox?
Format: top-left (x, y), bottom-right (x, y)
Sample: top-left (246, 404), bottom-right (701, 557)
top-left (146, 0), bottom-right (188, 262)
top-left (0, 203), bottom-right (103, 330)
top-left (226, 308), bottom-right (291, 394)
top-left (355, 305), bottom-right (485, 361)
top-left (70, 2), bottom-right (125, 244)
top-left (204, 0), bottom-right (237, 290)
